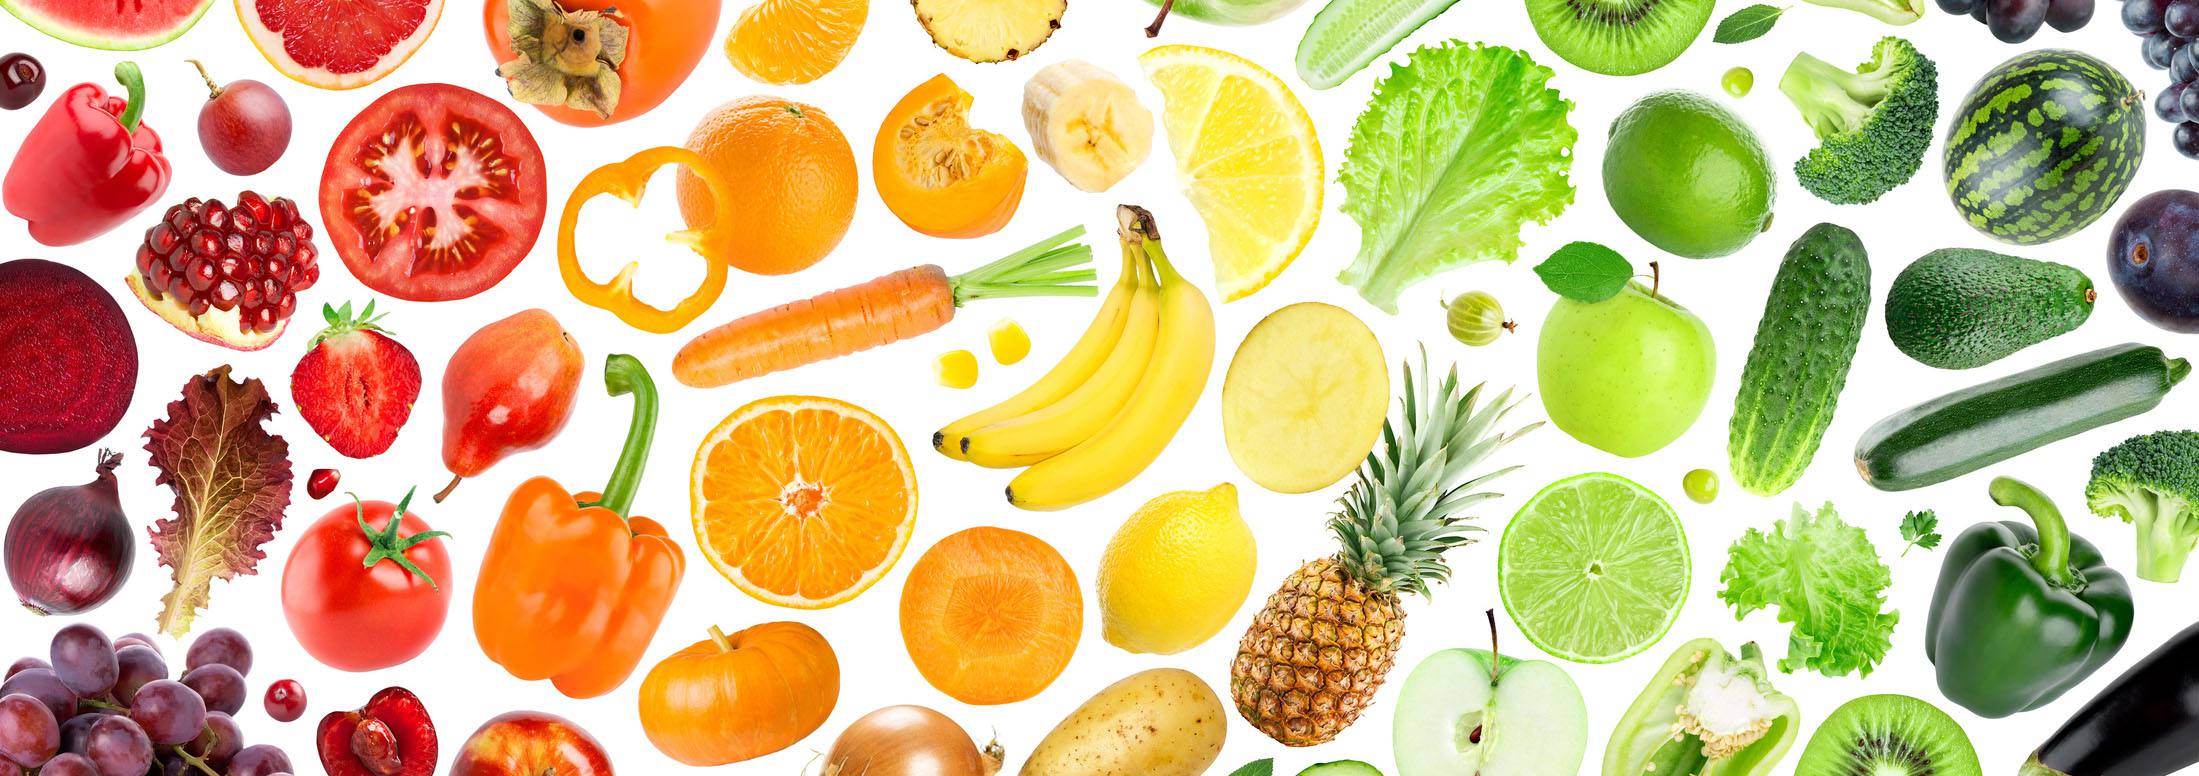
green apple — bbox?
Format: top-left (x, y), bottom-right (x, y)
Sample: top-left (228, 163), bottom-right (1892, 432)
top-left (1393, 644), bottom-right (1588, 775)
top-left (1537, 280), bottom-right (1715, 457)
top-left (1143, 0), bottom-right (1311, 28)
top-left (1298, 761), bottom-right (1383, 776)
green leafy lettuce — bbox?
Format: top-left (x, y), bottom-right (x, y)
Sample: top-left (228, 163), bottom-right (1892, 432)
top-left (1337, 41), bottom-right (1577, 312)
top-left (145, 366), bottom-right (293, 637)
top-left (1718, 502), bottom-right (1898, 677)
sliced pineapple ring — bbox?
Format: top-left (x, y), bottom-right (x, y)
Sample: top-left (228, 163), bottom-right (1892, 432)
top-left (911, 0), bottom-right (1065, 62)
top-left (1221, 302), bottom-right (1387, 493)
top-left (1140, 45), bottom-right (1323, 302)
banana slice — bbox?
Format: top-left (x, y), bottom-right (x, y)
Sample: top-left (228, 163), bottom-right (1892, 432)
top-left (1023, 61), bottom-right (1154, 193)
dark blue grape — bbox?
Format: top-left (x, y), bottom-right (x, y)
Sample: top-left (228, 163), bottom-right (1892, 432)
top-left (2146, 33), bottom-right (2178, 68)
top-left (2131, 0), bottom-right (2171, 32)
top-left (1941, 0), bottom-right (1983, 12)
top-left (1990, 0), bottom-right (2051, 40)
top-left (2160, 83), bottom-right (2188, 121)
top-left (2170, 0), bottom-right (2199, 35)
top-left (2179, 123), bottom-right (2199, 157)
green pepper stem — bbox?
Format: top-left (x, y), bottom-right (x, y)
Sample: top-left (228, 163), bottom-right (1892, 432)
top-left (1991, 476), bottom-right (2073, 586)
top-left (592, 354), bottom-right (657, 518)
top-left (113, 62), bottom-right (145, 135)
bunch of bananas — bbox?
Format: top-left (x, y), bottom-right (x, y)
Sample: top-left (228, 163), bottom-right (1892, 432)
top-left (934, 205), bottom-right (1214, 511)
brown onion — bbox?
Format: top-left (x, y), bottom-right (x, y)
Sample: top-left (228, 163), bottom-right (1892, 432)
top-left (821, 705), bottom-right (1002, 776)
top-left (4, 450), bottom-right (133, 615)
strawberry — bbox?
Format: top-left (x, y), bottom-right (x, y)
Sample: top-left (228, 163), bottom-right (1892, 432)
top-left (291, 301), bottom-right (420, 458)
top-left (318, 686), bottom-right (437, 776)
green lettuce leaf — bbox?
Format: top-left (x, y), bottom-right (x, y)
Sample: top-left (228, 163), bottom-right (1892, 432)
top-left (1718, 502), bottom-right (1898, 677)
top-left (1337, 42), bottom-right (1577, 312)
top-left (145, 366), bottom-right (293, 637)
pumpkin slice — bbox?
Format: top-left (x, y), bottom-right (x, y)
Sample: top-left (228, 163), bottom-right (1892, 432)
top-left (874, 74), bottom-right (1027, 238)
top-left (690, 395), bottom-right (917, 609)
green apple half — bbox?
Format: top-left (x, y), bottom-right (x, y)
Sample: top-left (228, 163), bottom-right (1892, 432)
top-left (1143, 0), bottom-right (1311, 26)
top-left (1392, 647), bottom-right (1588, 775)
top-left (1537, 280), bottom-right (1715, 457)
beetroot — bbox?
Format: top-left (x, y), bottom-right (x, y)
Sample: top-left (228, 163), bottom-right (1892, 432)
top-left (0, 259), bottom-right (137, 454)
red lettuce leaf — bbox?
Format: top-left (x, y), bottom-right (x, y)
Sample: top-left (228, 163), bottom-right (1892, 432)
top-left (143, 365), bottom-right (292, 637)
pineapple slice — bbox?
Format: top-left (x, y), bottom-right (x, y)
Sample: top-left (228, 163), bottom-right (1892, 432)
top-left (910, 0), bottom-right (1065, 62)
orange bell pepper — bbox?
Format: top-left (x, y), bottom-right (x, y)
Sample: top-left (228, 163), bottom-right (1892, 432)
top-left (473, 353), bottom-right (685, 699)
top-left (560, 146), bottom-right (734, 334)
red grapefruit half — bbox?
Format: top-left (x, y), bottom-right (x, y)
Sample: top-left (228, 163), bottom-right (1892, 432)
top-left (238, 0), bottom-right (445, 90)
top-left (0, 0), bottom-right (216, 49)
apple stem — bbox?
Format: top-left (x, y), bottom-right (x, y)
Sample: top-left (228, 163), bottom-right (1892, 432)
top-left (1648, 261), bottom-right (1661, 297)
top-left (1483, 608), bottom-right (1500, 687)
top-left (187, 59), bottom-right (223, 100)
top-left (1144, 0), bottom-right (1174, 37)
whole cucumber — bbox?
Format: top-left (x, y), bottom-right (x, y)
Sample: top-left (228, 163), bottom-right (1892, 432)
top-left (1854, 343), bottom-right (2189, 491)
top-left (1729, 223), bottom-right (1870, 496)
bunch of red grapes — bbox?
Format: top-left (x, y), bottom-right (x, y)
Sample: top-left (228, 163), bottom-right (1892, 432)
top-left (2127, 0), bottom-right (2199, 156)
top-left (0, 625), bottom-right (297, 775)
top-left (1937, 0), bottom-right (2093, 43)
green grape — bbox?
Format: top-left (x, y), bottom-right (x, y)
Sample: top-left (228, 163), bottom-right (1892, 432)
top-left (1683, 468), bottom-right (1719, 504)
top-left (1442, 291), bottom-right (1514, 346)
top-left (1722, 67), bottom-right (1754, 98)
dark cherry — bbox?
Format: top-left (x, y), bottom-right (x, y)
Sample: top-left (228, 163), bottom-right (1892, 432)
top-left (0, 53), bottom-right (40, 110)
top-left (189, 60), bottom-right (292, 176)
top-left (2109, 189), bottom-right (2199, 329)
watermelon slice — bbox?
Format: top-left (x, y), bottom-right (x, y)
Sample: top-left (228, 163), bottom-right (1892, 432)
top-left (0, 0), bottom-right (216, 49)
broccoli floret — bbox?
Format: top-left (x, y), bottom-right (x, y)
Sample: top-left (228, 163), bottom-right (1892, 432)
top-left (2086, 430), bottom-right (2199, 583)
top-left (1779, 37), bottom-right (1938, 205)
top-left (1802, 0), bottom-right (1924, 24)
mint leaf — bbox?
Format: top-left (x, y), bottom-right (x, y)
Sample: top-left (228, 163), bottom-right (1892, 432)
top-left (1228, 760), bottom-right (1275, 776)
top-left (1534, 241), bottom-right (1632, 302)
top-left (1713, 4), bottom-right (1784, 43)
top-left (1900, 510), bottom-right (1941, 556)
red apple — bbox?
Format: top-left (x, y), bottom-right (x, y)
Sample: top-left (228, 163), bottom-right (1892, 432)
top-left (449, 711), bottom-right (613, 776)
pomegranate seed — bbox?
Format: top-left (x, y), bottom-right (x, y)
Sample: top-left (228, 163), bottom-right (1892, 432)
top-left (186, 296), bottom-right (209, 316)
top-left (211, 281), bottom-right (240, 311)
top-left (275, 292), bottom-right (296, 320)
top-left (187, 261), bottom-right (216, 292)
top-left (306, 470), bottom-right (339, 500)
top-left (200, 201), bottom-right (226, 229)
top-left (148, 222), bottom-right (177, 252)
top-left (147, 264), bottom-right (173, 293)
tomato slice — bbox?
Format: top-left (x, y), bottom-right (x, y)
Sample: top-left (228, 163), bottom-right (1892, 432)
top-left (320, 84), bottom-right (547, 302)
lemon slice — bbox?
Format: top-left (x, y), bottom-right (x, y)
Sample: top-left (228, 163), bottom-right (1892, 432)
top-left (1139, 45), bottom-right (1322, 302)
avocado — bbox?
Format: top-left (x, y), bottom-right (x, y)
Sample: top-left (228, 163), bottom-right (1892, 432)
top-left (1885, 248), bottom-right (2094, 369)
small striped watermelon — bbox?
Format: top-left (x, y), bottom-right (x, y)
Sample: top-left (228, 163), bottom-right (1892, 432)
top-left (1943, 49), bottom-right (2144, 246)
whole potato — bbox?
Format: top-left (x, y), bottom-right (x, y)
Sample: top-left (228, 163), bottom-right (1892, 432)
top-left (1020, 668), bottom-right (1225, 776)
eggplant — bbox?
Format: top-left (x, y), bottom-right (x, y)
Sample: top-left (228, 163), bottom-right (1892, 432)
top-left (2022, 619), bottom-right (2199, 776)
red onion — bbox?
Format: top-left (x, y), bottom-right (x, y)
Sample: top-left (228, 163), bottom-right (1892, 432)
top-left (4, 450), bottom-right (133, 615)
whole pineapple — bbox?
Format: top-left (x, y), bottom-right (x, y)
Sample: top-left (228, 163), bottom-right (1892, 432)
top-left (1230, 354), bottom-right (1538, 746)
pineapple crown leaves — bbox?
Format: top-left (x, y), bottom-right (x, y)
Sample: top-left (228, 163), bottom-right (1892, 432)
top-left (309, 299), bottom-right (392, 349)
top-left (1331, 348), bottom-right (1541, 599)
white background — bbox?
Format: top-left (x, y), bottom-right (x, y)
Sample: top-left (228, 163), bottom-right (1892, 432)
top-left (5, 0), bottom-right (2199, 772)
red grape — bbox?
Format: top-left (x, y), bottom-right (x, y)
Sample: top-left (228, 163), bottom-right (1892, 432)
top-left (182, 663), bottom-right (246, 715)
top-left (189, 711), bottom-right (244, 768)
top-left (0, 668), bottom-right (76, 723)
top-left (128, 680), bottom-right (206, 745)
top-left (49, 624), bottom-right (115, 696)
top-left (112, 644), bottom-right (168, 705)
top-left (229, 743), bottom-right (293, 776)
top-left (40, 752), bottom-right (97, 775)
top-left (0, 693), bottom-right (58, 768)
top-left (83, 715), bottom-right (151, 775)
top-left (184, 628), bottom-right (253, 677)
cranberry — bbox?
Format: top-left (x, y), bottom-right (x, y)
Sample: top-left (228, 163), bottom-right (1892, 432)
top-left (264, 679), bottom-right (306, 722)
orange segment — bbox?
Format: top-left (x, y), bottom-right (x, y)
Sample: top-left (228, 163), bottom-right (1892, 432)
top-left (899, 527), bottom-right (1081, 705)
top-left (724, 0), bottom-right (867, 85)
top-left (692, 395), bottom-right (916, 609)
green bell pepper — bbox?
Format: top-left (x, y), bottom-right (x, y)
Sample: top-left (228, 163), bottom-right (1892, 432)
top-left (1602, 639), bottom-right (1799, 776)
top-left (1925, 476), bottom-right (2133, 719)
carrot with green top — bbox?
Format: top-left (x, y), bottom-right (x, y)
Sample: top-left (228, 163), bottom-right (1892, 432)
top-left (672, 226), bottom-right (1094, 387)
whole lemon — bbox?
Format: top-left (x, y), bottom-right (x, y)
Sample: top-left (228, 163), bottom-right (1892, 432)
top-left (1098, 483), bottom-right (1257, 654)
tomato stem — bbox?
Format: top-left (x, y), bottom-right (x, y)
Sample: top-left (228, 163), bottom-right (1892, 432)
top-left (353, 487), bottom-right (451, 589)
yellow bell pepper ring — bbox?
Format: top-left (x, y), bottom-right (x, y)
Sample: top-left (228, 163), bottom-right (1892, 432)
top-left (559, 146), bottom-right (736, 334)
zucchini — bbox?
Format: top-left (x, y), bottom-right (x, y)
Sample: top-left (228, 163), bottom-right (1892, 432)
top-left (1854, 343), bottom-right (2190, 491)
top-left (1729, 223), bottom-right (1870, 496)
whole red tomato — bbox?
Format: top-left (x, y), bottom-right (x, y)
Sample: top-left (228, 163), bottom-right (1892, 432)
top-left (282, 489), bottom-right (452, 671)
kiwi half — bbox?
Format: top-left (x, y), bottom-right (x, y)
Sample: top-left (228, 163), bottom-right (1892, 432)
top-left (1524, 0), bottom-right (1713, 76)
top-left (1797, 695), bottom-right (1983, 776)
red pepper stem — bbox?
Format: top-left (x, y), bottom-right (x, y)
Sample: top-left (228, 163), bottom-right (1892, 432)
top-left (112, 62), bottom-right (145, 135)
top-left (1990, 476), bottom-right (2074, 586)
top-left (590, 354), bottom-right (657, 519)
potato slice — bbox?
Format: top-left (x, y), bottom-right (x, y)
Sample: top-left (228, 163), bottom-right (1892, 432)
top-left (1222, 302), bottom-right (1387, 493)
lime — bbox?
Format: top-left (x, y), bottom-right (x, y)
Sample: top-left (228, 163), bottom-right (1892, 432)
top-left (1498, 473), bottom-right (1689, 663)
top-left (1602, 90), bottom-right (1775, 259)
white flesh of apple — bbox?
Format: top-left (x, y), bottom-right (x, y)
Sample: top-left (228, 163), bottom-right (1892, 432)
top-left (1393, 649), bottom-right (1588, 776)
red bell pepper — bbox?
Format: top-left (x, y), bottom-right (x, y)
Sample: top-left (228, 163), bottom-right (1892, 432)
top-left (3, 62), bottom-right (170, 247)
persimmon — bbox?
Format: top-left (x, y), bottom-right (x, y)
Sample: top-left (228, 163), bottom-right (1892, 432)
top-left (874, 74), bottom-right (1027, 239)
top-left (485, 0), bottom-right (722, 127)
top-left (899, 527), bottom-right (1081, 705)
top-left (637, 621), bottom-right (839, 766)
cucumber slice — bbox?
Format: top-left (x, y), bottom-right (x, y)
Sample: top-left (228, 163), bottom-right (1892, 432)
top-left (1295, 0), bottom-right (1463, 89)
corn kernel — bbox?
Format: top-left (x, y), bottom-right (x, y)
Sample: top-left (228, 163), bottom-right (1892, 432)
top-left (935, 349), bottom-right (979, 388)
top-left (989, 318), bottom-right (1030, 365)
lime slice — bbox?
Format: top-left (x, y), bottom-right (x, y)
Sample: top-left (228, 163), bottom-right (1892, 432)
top-left (1498, 472), bottom-right (1689, 663)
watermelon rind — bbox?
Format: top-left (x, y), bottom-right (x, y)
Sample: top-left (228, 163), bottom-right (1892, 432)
top-left (1942, 48), bottom-right (2145, 246)
top-left (0, 0), bottom-right (216, 50)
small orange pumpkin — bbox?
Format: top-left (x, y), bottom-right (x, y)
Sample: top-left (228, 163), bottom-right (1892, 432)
top-left (874, 74), bottom-right (1027, 239)
top-left (637, 621), bottom-right (839, 766)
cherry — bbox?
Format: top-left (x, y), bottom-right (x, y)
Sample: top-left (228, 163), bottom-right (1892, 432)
top-left (0, 53), bottom-right (42, 110)
top-left (189, 60), bottom-right (291, 176)
top-left (264, 679), bottom-right (306, 723)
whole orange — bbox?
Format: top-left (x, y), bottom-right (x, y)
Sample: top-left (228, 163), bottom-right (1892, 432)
top-left (679, 97), bottom-right (858, 275)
